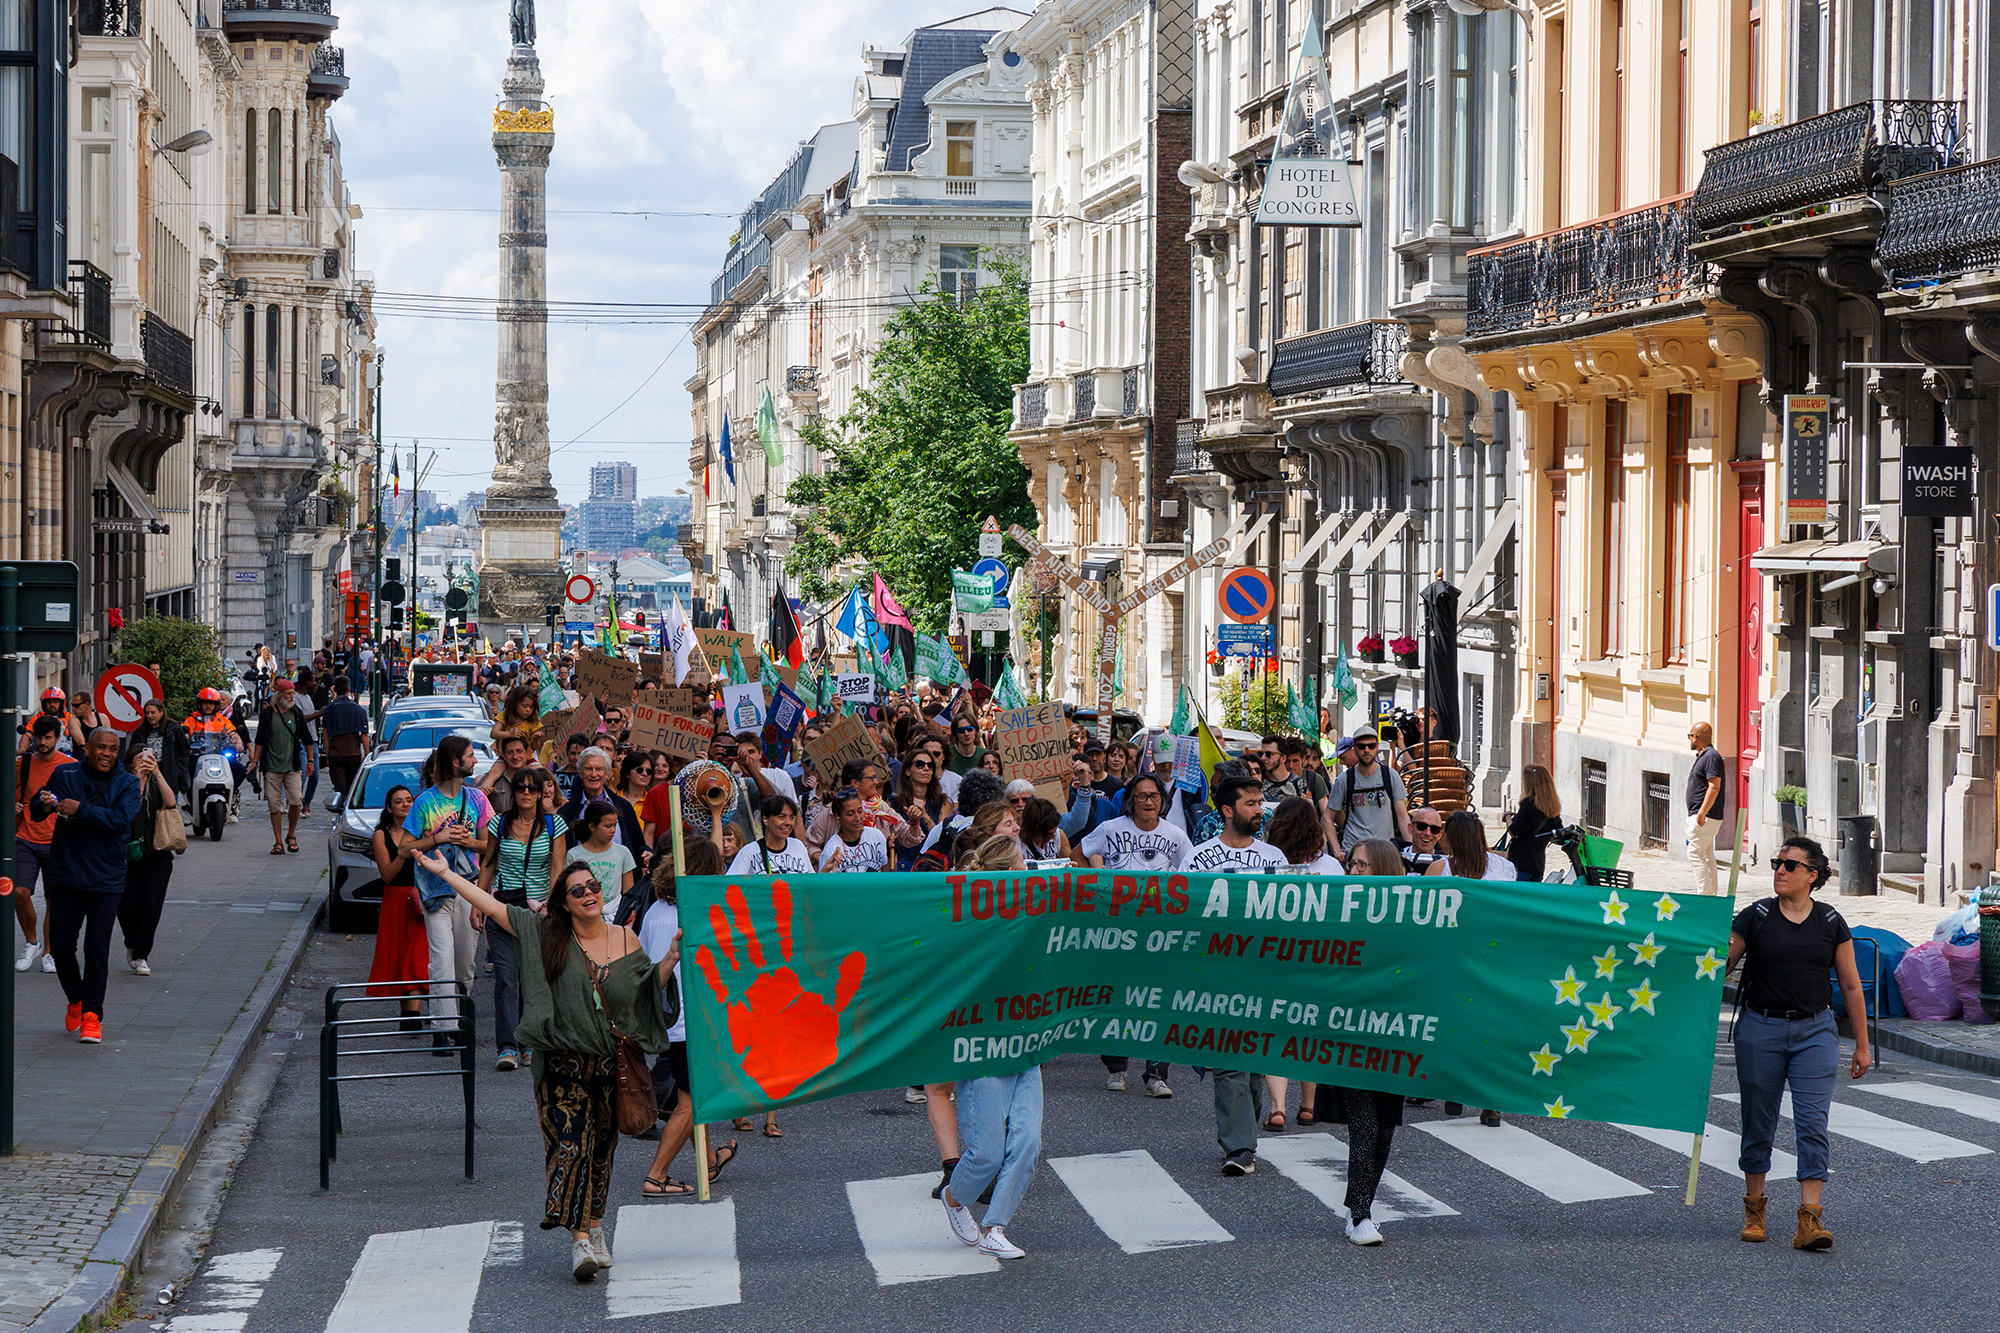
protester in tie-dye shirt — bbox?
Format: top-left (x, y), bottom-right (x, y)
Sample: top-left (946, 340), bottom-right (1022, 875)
top-left (400, 736), bottom-right (492, 1048)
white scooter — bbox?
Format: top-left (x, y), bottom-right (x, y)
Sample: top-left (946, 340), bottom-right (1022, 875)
top-left (194, 750), bottom-right (237, 842)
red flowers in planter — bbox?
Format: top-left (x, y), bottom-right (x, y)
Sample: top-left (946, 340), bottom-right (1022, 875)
top-left (1356, 634), bottom-right (1384, 654)
top-left (1388, 635), bottom-right (1419, 657)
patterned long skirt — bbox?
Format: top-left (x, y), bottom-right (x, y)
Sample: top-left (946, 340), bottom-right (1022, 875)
top-left (537, 1052), bottom-right (619, 1232)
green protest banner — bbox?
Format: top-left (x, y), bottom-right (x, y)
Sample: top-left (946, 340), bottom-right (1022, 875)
top-left (681, 870), bottom-right (1730, 1132)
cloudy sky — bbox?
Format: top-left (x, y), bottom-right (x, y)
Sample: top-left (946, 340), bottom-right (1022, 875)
top-left (334, 0), bottom-right (955, 509)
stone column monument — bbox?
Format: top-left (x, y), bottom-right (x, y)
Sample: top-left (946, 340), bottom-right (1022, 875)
top-left (477, 0), bottom-right (566, 626)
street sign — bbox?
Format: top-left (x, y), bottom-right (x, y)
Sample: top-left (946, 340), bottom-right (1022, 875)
top-left (445, 586), bottom-right (469, 611)
top-left (966, 608), bottom-right (1010, 631)
top-left (971, 557), bottom-right (1009, 594)
top-left (381, 579), bottom-right (406, 606)
top-left (1217, 623), bottom-right (1274, 657)
top-left (1783, 394), bottom-right (1830, 525)
top-left (0, 561), bottom-right (80, 653)
top-left (94, 663), bottom-right (162, 733)
top-left (1903, 446), bottom-right (1975, 518)
top-left (978, 515), bottom-right (1003, 560)
top-left (566, 574), bottom-right (596, 605)
top-left (1218, 566), bottom-right (1276, 623)
top-left (231, 569), bottom-right (261, 584)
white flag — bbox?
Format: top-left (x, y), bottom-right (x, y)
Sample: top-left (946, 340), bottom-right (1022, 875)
top-left (663, 595), bottom-right (694, 686)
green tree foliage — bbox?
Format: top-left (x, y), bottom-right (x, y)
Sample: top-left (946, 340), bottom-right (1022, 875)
top-left (1221, 669), bottom-right (1296, 738)
top-left (785, 260), bottom-right (1034, 634)
top-left (113, 617), bottom-right (230, 719)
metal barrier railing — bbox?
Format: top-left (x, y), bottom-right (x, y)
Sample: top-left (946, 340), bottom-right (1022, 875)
top-left (319, 980), bottom-right (476, 1189)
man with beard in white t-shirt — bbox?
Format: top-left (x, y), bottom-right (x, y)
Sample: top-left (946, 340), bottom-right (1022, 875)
top-left (818, 788), bottom-right (890, 873)
top-left (1079, 771), bottom-right (1189, 1098)
top-left (1186, 773), bottom-right (1285, 1176)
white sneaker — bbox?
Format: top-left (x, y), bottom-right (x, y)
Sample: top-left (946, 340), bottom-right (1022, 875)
top-left (904, 1086), bottom-right (928, 1104)
top-left (41, 954), bottom-right (56, 973)
top-left (570, 1237), bottom-right (599, 1281)
top-left (1346, 1215), bottom-right (1384, 1246)
top-left (1106, 1072), bottom-right (1126, 1092)
top-left (588, 1226), bottom-right (612, 1269)
top-left (16, 938), bottom-right (44, 972)
top-left (130, 958), bottom-right (151, 977)
top-left (978, 1226), bottom-right (1026, 1259)
top-left (228, 812), bottom-right (240, 824)
top-left (1143, 1076), bottom-right (1173, 1099)
top-left (942, 1196), bottom-right (981, 1247)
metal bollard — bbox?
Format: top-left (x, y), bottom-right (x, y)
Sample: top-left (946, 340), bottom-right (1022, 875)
top-left (1836, 814), bottom-right (1878, 896)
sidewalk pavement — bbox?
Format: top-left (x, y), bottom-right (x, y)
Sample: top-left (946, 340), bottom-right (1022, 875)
top-left (0, 809), bottom-right (329, 1333)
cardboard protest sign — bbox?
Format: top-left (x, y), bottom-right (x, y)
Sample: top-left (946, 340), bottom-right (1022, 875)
top-left (574, 649), bottom-right (639, 708)
top-left (763, 659), bottom-right (801, 690)
top-left (805, 712), bottom-right (882, 782)
top-left (570, 696), bottom-right (602, 747)
top-left (658, 687), bottom-right (703, 719)
top-left (684, 638), bottom-right (715, 689)
top-left (991, 702), bottom-right (1068, 785)
top-left (835, 672), bottom-right (876, 706)
top-left (639, 652), bottom-right (664, 683)
top-left (655, 710), bottom-right (713, 763)
top-left (626, 691), bottom-right (671, 752)
top-left (696, 628), bottom-right (756, 673)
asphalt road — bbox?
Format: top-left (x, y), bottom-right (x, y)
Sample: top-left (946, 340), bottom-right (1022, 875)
top-left (131, 922), bottom-right (2000, 1333)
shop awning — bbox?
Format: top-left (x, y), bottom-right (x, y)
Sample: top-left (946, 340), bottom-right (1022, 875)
top-left (1749, 539), bottom-right (1897, 576)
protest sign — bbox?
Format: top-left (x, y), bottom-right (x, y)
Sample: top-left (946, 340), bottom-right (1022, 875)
top-left (696, 628), bottom-right (756, 673)
top-left (574, 649), bottom-right (638, 708)
top-left (570, 696), bottom-right (602, 746)
top-left (834, 672), bottom-right (876, 706)
top-left (763, 683), bottom-right (808, 764)
top-left (721, 682), bottom-right (767, 735)
top-left (639, 652), bottom-right (664, 683)
top-left (658, 687), bottom-right (704, 719)
top-left (537, 708), bottom-right (573, 761)
top-left (680, 870), bottom-right (1732, 1130)
top-left (655, 710), bottom-right (713, 763)
top-left (991, 702), bottom-right (1067, 785)
top-left (626, 691), bottom-right (670, 752)
top-left (805, 712), bottom-right (881, 782)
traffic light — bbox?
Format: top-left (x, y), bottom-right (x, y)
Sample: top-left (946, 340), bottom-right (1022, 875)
top-left (631, 611), bottom-right (645, 628)
top-left (390, 606), bottom-right (404, 629)
top-left (386, 557), bottom-right (402, 582)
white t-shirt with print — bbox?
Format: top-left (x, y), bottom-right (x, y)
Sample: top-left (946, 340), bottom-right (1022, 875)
top-left (817, 826), bottom-right (890, 873)
top-left (1080, 816), bottom-right (1193, 872)
top-left (566, 842), bottom-right (636, 922)
top-left (728, 837), bottom-right (815, 877)
top-left (1184, 836), bottom-right (1286, 873)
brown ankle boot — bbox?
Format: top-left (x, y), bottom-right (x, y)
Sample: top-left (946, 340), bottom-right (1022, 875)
top-left (1740, 1194), bottom-right (1767, 1242)
top-left (1793, 1204), bottom-right (1833, 1251)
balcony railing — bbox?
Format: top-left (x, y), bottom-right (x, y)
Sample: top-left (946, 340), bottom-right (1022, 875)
top-left (1018, 381), bottom-right (1047, 428)
top-left (311, 44), bottom-right (345, 76)
top-left (710, 233), bottom-right (770, 307)
top-left (1691, 100), bottom-right (1963, 233)
top-left (1173, 419), bottom-right (1213, 476)
top-left (142, 314), bottom-right (194, 397)
top-left (78, 0), bottom-right (143, 36)
top-left (54, 261), bottom-right (111, 349)
top-left (1122, 366), bottom-right (1140, 417)
top-left (785, 365), bottom-right (818, 394)
top-left (1879, 158), bottom-right (2000, 285)
top-left (1268, 319), bottom-right (1408, 396)
top-left (1468, 196), bottom-right (1707, 338)
top-left (1072, 370), bottom-right (1096, 419)
top-left (224, 0), bottom-right (334, 14)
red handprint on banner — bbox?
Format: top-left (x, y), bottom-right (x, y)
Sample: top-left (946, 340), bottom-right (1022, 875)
top-left (693, 878), bottom-right (866, 1100)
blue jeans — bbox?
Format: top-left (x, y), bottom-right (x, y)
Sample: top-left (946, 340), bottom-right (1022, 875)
top-left (1735, 1008), bottom-right (1837, 1180)
top-left (948, 1067), bottom-right (1042, 1229)
top-left (486, 920), bottom-right (521, 1053)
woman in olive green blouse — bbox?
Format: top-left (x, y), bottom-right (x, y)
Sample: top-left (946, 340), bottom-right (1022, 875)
top-left (417, 850), bottom-right (680, 1283)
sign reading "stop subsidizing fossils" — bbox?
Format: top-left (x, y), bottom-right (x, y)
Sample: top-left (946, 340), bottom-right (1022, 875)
top-left (679, 868), bottom-right (1732, 1133)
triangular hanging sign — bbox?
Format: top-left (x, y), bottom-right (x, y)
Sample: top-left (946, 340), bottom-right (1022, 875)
top-left (1253, 23), bottom-right (1360, 228)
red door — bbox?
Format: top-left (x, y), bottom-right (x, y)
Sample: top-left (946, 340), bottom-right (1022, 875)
top-left (1735, 479), bottom-right (1764, 809)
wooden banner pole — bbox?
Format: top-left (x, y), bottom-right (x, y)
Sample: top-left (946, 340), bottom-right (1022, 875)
top-left (669, 785), bottom-right (712, 1205)
top-left (1687, 811), bottom-right (1748, 1206)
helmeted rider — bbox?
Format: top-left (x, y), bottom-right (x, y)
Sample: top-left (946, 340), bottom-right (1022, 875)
top-left (186, 687), bottom-right (249, 820)
top-left (30, 687), bottom-right (77, 755)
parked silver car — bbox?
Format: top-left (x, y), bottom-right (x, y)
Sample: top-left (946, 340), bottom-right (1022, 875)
top-left (326, 748), bottom-right (494, 931)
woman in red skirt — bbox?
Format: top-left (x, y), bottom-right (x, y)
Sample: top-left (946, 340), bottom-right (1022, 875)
top-left (366, 786), bottom-right (430, 1028)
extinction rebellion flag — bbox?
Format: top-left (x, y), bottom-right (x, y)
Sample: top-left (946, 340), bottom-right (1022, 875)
top-left (680, 869), bottom-right (1731, 1132)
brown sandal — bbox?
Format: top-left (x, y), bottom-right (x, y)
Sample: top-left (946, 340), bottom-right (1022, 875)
top-left (762, 1121), bottom-right (783, 1138)
top-left (1263, 1112), bottom-right (1286, 1132)
top-left (641, 1176), bottom-right (693, 1198)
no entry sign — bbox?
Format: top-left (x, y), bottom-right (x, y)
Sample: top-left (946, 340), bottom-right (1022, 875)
top-left (94, 663), bottom-right (162, 733)
top-left (565, 574), bottom-right (596, 605)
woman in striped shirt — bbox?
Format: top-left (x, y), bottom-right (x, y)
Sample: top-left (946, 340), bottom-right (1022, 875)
top-left (479, 767), bottom-right (566, 1071)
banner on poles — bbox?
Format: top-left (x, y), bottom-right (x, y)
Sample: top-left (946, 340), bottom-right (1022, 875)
top-left (680, 870), bottom-right (1730, 1130)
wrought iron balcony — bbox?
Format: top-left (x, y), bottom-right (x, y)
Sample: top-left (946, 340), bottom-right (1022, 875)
top-left (1691, 100), bottom-right (1963, 233)
top-left (1468, 196), bottom-right (1707, 338)
top-left (1122, 366), bottom-right (1140, 417)
top-left (78, 0), bottom-right (143, 36)
top-left (53, 261), bottom-right (112, 349)
top-left (309, 44), bottom-right (350, 100)
top-left (1017, 381), bottom-right (1047, 428)
top-left (1172, 419), bottom-right (1213, 477)
top-left (1072, 370), bottom-right (1096, 419)
top-left (1268, 320), bottom-right (1409, 397)
top-left (223, 0), bottom-right (338, 39)
top-left (1879, 158), bottom-right (2000, 285)
top-left (785, 365), bottom-right (818, 394)
top-left (142, 314), bottom-right (195, 398)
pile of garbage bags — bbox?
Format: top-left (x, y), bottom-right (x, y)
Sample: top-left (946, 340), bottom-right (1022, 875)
top-left (1894, 901), bottom-right (1995, 1024)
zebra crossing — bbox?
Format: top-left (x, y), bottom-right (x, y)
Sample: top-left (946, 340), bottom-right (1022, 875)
top-left (162, 1078), bottom-right (2000, 1328)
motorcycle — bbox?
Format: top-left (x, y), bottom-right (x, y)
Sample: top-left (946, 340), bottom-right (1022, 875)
top-left (194, 749), bottom-right (237, 842)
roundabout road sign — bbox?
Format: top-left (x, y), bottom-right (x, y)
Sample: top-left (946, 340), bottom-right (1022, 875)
top-left (1217, 566), bottom-right (1276, 624)
top-left (566, 574), bottom-right (597, 605)
top-left (94, 663), bottom-right (162, 733)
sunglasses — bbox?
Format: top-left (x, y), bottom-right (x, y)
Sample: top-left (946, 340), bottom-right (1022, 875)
top-left (910, 759), bottom-right (934, 769)
top-left (566, 877), bottom-right (603, 899)
top-left (513, 781), bottom-right (544, 793)
top-left (1412, 820), bottom-right (1443, 832)
top-left (1353, 741), bottom-right (1378, 750)
top-left (1769, 857), bottom-right (1812, 874)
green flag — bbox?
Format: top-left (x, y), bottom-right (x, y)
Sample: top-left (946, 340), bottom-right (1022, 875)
top-left (951, 568), bottom-right (994, 613)
top-left (1287, 679), bottom-right (1306, 733)
top-left (727, 645), bottom-right (750, 686)
top-left (915, 634), bottom-right (946, 682)
top-left (1168, 684), bottom-right (1190, 737)
top-left (994, 661), bottom-right (1026, 709)
top-left (1300, 676), bottom-right (1321, 742)
top-left (678, 868), bottom-right (1734, 1129)
top-left (537, 663), bottom-right (566, 716)
top-left (756, 385), bottom-right (783, 468)
top-left (877, 638), bottom-right (907, 693)
top-left (1332, 640), bottom-right (1359, 712)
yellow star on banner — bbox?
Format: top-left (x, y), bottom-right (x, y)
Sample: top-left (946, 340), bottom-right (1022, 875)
top-left (1592, 947), bottom-right (1621, 980)
top-left (1544, 1095), bottom-right (1574, 1120)
top-left (1586, 993), bottom-right (1624, 1030)
top-left (1627, 932), bottom-right (1664, 967)
top-left (1550, 965), bottom-right (1585, 1005)
top-left (1627, 980), bottom-right (1660, 1014)
top-left (1529, 1043), bottom-right (1561, 1076)
top-left (1654, 893), bottom-right (1681, 922)
top-left (1695, 947), bottom-right (1723, 980)
top-left (1561, 1018), bottom-right (1597, 1053)
top-left (1599, 890), bottom-right (1628, 925)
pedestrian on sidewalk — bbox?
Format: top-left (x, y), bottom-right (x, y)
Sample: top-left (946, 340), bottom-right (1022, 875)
top-left (1503, 765), bottom-right (1562, 883)
top-left (1686, 722), bottom-right (1729, 895)
top-left (415, 851), bottom-right (679, 1282)
top-left (117, 745), bottom-right (180, 977)
top-left (40, 729), bottom-right (141, 1044)
top-left (639, 839), bottom-right (741, 1197)
top-left (13, 715), bottom-right (74, 973)
top-left (480, 767), bottom-right (566, 1072)
top-left (321, 677), bottom-right (371, 801)
top-left (404, 736), bottom-right (493, 1056)
top-left (1316, 837), bottom-right (1415, 1246)
top-left (248, 679), bottom-right (315, 855)
top-left (1728, 836), bottom-right (1871, 1251)
top-left (365, 785), bottom-right (429, 1031)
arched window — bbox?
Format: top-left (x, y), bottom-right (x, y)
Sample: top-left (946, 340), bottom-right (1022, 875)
top-left (242, 305), bottom-right (256, 417)
top-left (267, 107), bottom-right (281, 214)
top-left (244, 108), bottom-right (257, 212)
top-left (292, 109), bottom-right (301, 214)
